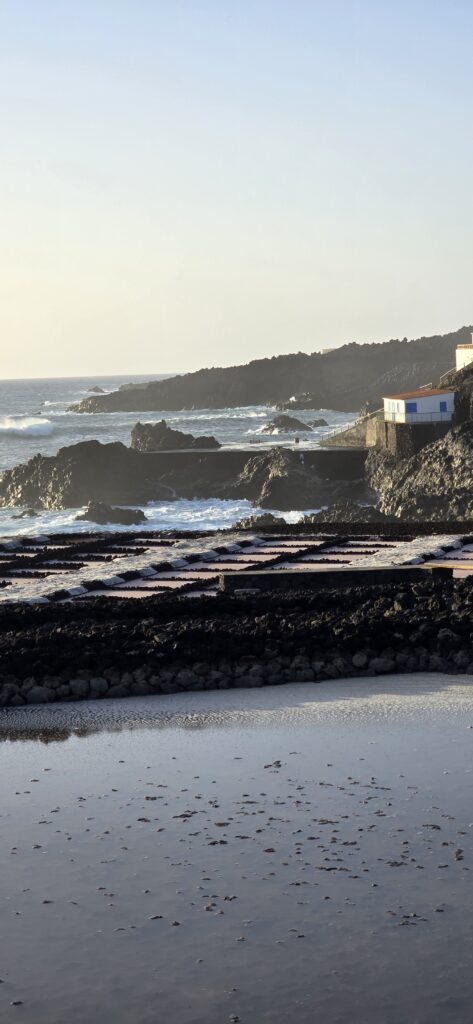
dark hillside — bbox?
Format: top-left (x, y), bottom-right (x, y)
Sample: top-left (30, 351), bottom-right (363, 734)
top-left (69, 327), bottom-right (469, 414)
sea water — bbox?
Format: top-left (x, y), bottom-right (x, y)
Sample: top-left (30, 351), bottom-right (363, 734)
top-left (0, 375), bottom-right (356, 535)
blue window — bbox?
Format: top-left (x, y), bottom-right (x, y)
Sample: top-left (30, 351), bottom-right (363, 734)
top-left (405, 402), bottom-right (417, 413)
top-left (439, 401), bottom-right (447, 412)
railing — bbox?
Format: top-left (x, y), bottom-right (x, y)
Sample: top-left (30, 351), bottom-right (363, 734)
top-left (439, 367), bottom-right (456, 384)
top-left (321, 422), bottom-right (354, 440)
top-left (383, 411), bottom-right (452, 423)
top-left (323, 406), bottom-right (383, 441)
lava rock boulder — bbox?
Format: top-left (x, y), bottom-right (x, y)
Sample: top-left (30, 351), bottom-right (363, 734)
top-left (75, 501), bottom-right (148, 525)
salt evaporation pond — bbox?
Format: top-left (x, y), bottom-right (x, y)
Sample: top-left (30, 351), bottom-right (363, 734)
top-left (2, 674), bottom-right (473, 1023)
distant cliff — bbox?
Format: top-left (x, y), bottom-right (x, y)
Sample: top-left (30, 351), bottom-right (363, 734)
top-left (68, 327), bottom-right (469, 414)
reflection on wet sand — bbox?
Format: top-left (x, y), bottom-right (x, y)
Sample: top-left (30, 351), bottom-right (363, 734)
top-left (1, 676), bottom-right (473, 1024)
top-left (0, 672), bottom-right (471, 743)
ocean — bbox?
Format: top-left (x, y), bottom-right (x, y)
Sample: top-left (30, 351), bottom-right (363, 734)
top-left (0, 375), bottom-right (356, 536)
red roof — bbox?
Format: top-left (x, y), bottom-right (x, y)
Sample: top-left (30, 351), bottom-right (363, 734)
top-left (383, 388), bottom-right (454, 400)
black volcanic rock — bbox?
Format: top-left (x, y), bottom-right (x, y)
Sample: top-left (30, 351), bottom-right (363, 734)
top-left (75, 502), bottom-right (147, 525)
top-left (309, 418), bottom-right (329, 428)
top-left (0, 440), bottom-right (368, 512)
top-left (3, 574), bottom-right (473, 707)
top-left (67, 327), bottom-right (470, 414)
top-left (0, 440), bottom-right (173, 510)
top-left (367, 422), bottom-right (473, 519)
top-left (12, 508), bottom-right (40, 519)
top-left (439, 362), bottom-right (473, 426)
top-left (300, 501), bottom-right (394, 524)
top-left (88, 386), bottom-right (105, 394)
top-left (261, 414), bottom-right (311, 434)
top-left (131, 419), bottom-right (220, 451)
top-left (233, 512), bottom-right (287, 529)
top-left (229, 448), bottom-right (367, 510)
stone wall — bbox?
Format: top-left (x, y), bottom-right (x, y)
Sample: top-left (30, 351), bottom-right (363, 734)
top-left (375, 420), bottom-right (451, 459)
top-left (324, 412), bottom-right (380, 449)
top-left (1, 575), bottom-right (472, 706)
top-left (139, 447), bottom-right (368, 482)
top-left (220, 565), bottom-right (451, 594)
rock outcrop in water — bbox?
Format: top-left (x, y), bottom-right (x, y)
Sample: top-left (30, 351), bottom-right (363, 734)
top-left (0, 441), bottom-right (173, 510)
top-left (67, 327), bottom-right (470, 414)
top-left (12, 508), bottom-right (40, 519)
top-left (75, 502), bottom-right (147, 525)
top-left (367, 422), bottom-right (473, 520)
top-left (261, 414), bottom-right (311, 434)
top-left (131, 419), bottom-right (220, 451)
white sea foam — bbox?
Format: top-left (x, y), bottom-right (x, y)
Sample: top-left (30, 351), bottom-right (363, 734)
top-left (169, 409), bottom-right (268, 421)
top-left (0, 499), bottom-right (311, 540)
top-left (0, 416), bottom-right (54, 437)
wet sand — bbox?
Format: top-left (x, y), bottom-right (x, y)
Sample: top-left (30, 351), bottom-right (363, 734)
top-left (1, 675), bottom-right (473, 1023)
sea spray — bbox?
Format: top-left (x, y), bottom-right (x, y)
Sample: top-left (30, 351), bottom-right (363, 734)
top-left (0, 416), bottom-right (54, 437)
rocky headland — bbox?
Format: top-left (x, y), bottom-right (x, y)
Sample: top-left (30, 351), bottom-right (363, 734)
top-left (68, 327), bottom-right (470, 414)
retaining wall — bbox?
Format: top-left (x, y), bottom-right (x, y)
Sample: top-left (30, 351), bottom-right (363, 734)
top-left (140, 447), bottom-right (367, 481)
top-left (375, 420), bottom-right (451, 458)
top-left (220, 565), bottom-right (452, 594)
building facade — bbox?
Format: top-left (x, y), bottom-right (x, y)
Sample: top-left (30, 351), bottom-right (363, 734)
top-left (383, 388), bottom-right (455, 424)
top-left (456, 334), bottom-right (473, 372)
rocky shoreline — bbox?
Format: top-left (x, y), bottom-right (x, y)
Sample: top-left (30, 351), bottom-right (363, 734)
top-left (0, 440), bottom-right (369, 512)
top-left (2, 356), bottom-right (472, 519)
top-left (1, 574), bottom-right (472, 706)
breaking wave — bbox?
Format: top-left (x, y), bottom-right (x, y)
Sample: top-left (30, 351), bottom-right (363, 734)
top-left (0, 416), bottom-right (54, 437)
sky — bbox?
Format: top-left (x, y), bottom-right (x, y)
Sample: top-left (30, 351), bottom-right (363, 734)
top-left (1, 0), bottom-right (473, 379)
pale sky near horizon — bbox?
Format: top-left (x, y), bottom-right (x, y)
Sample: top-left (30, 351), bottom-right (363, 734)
top-left (1, 0), bottom-right (473, 379)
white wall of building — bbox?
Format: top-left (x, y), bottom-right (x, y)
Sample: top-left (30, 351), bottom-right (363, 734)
top-left (383, 392), bottom-right (455, 424)
top-left (456, 345), bottom-right (473, 371)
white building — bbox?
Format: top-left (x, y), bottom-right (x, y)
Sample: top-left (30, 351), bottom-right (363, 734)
top-left (383, 388), bottom-right (455, 424)
top-left (456, 333), bottom-right (473, 371)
